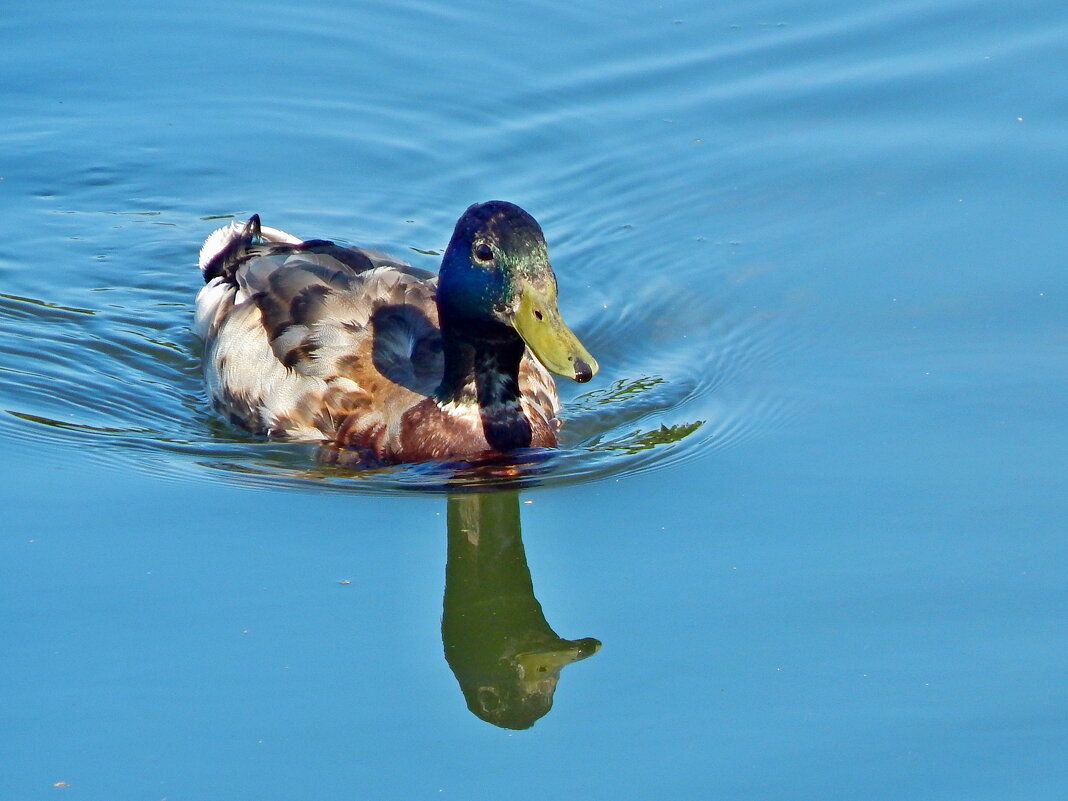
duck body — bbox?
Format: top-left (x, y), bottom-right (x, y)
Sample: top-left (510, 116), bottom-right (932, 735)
top-left (194, 201), bottom-right (597, 465)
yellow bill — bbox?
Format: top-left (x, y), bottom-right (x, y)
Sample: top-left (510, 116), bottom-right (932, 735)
top-left (513, 284), bottom-right (598, 383)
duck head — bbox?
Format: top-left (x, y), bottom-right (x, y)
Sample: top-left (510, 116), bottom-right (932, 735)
top-left (437, 201), bottom-right (598, 383)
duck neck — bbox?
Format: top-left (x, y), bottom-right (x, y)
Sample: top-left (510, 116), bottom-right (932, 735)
top-left (436, 320), bottom-right (525, 407)
top-left (435, 320), bottom-right (533, 451)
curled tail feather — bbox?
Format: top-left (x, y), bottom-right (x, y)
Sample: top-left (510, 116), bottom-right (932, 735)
top-left (198, 214), bottom-right (302, 286)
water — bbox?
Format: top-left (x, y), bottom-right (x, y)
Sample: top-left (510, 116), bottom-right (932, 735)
top-left (2, 0), bottom-right (1067, 798)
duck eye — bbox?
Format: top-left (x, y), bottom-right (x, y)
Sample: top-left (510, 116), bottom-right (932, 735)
top-left (473, 242), bottom-right (493, 263)
top-left (534, 309), bottom-right (543, 321)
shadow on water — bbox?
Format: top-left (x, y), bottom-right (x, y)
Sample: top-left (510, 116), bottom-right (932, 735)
top-left (442, 489), bottom-right (599, 729)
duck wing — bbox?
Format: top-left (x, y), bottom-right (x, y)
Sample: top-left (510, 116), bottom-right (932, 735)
top-left (196, 218), bottom-right (443, 439)
top-left (238, 240), bottom-right (443, 394)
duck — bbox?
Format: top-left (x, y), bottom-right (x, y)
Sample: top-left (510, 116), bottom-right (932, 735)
top-left (194, 201), bottom-right (598, 465)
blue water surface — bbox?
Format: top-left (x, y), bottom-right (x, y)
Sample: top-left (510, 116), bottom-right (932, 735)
top-left (2, 0), bottom-right (1066, 799)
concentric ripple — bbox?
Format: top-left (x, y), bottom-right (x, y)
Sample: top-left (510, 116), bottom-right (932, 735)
top-left (0, 208), bottom-right (791, 496)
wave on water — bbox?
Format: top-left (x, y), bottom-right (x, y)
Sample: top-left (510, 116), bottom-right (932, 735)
top-left (0, 210), bottom-right (790, 496)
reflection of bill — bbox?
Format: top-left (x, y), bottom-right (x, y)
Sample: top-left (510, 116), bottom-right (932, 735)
top-left (442, 491), bottom-right (600, 729)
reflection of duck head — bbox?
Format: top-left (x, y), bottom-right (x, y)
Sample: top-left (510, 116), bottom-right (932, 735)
top-left (442, 490), bottom-right (600, 729)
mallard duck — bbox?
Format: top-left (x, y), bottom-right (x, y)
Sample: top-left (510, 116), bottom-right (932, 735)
top-left (194, 201), bottom-right (598, 464)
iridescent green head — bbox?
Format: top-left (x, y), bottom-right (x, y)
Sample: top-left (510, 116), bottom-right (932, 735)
top-left (437, 201), bottom-right (598, 383)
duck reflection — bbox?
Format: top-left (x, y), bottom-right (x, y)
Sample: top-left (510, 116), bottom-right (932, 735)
top-left (442, 489), bottom-right (600, 729)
